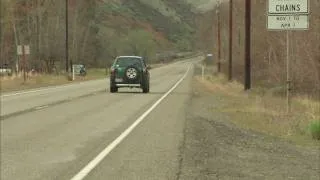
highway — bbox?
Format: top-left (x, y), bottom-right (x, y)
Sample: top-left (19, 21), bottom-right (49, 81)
top-left (0, 56), bottom-right (201, 180)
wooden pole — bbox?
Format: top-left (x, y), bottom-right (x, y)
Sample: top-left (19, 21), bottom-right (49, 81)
top-left (228, 0), bottom-right (233, 81)
top-left (244, 0), bottom-right (251, 90)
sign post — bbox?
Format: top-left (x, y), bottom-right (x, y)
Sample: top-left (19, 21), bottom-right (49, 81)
top-left (267, 0), bottom-right (309, 114)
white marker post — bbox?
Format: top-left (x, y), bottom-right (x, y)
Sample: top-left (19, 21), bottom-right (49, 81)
top-left (72, 64), bottom-right (75, 81)
top-left (17, 45), bottom-right (23, 73)
top-left (206, 53), bottom-right (213, 78)
top-left (267, 0), bottom-right (309, 114)
top-left (202, 64), bottom-right (204, 80)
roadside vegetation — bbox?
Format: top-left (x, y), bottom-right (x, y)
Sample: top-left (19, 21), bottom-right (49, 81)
top-left (209, 0), bottom-right (320, 99)
top-left (195, 64), bottom-right (320, 144)
top-left (193, 0), bottom-right (320, 142)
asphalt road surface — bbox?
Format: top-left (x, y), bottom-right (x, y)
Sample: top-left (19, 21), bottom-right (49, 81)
top-left (0, 56), bottom-right (200, 180)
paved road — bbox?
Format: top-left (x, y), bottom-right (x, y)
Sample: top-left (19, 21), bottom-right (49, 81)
top-left (0, 58), bottom-right (197, 117)
top-left (0, 56), bottom-right (200, 180)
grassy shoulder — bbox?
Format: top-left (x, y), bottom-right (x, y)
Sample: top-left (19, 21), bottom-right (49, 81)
top-left (195, 73), bottom-right (320, 146)
top-left (0, 63), bottom-right (166, 93)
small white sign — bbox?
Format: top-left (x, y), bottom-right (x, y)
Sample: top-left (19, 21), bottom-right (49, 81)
top-left (267, 14), bottom-right (309, 30)
top-left (17, 45), bottom-right (23, 55)
top-left (24, 45), bottom-right (30, 55)
top-left (268, 0), bottom-right (309, 14)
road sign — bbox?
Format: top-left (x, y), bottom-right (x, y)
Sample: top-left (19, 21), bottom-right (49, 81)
top-left (17, 45), bottom-right (31, 55)
top-left (268, 0), bottom-right (309, 14)
top-left (267, 0), bottom-right (310, 113)
top-left (17, 45), bottom-right (23, 55)
top-left (267, 14), bottom-right (309, 30)
top-left (267, 0), bottom-right (309, 30)
top-left (24, 45), bottom-right (30, 55)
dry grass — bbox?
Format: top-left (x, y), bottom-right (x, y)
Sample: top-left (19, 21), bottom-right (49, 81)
top-left (0, 68), bottom-right (107, 93)
top-left (195, 74), bottom-right (320, 146)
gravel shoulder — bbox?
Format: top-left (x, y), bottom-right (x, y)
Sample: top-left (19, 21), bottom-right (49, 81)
top-left (178, 73), bottom-right (320, 180)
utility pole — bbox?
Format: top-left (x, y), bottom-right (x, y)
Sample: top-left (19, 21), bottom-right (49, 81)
top-left (244, 0), bottom-right (251, 90)
top-left (65, 0), bottom-right (69, 73)
top-left (228, 0), bottom-right (233, 81)
top-left (216, 1), bottom-right (221, 73)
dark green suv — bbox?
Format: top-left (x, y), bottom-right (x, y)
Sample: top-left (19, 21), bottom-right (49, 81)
top-left (109, 56), bottom-right (151, 93)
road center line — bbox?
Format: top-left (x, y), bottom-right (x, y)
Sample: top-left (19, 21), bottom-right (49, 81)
top-left (70, 64), bottom-right (192, 180)
top-left (34, 105), bottom-right (49, 110)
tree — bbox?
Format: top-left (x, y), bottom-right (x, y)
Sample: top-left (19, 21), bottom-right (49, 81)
top-left (123, 29), bottom-right (156, 63)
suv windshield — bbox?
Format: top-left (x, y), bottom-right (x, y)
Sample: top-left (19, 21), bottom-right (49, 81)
top-left (114, 57), bottom-right (142, 68)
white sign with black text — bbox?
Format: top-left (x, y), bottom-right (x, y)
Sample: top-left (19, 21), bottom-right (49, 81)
top-left (267, 0), bottom-right (309, 30)
top-left (24, 45), bottom-right (30, 55)
top-left (268, 0), bottom-right (309, 14)
top-left (17, 45), bottom-right (31, 55)
top-left (17, 45), bottom-right (23, 55)
top-left (267, 14), bottom-right (309, 30)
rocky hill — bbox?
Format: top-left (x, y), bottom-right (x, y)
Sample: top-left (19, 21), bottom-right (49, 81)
top-left (0, 0), bottom-right (208, 70)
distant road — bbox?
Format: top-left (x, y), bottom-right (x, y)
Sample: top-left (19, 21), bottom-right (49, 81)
top-left (0, 57), bottom-right (200, 118)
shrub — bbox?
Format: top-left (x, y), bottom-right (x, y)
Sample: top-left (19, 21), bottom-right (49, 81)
top-left (308, 120), bottom-right (320, 140)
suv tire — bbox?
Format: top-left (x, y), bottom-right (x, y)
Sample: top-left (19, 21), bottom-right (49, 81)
top-left (124, 65), bottom-right (140, 82)
top-left (142, 80), bottom-right (150, 93)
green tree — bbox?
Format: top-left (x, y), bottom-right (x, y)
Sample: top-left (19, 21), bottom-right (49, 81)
top-left (123, 29), bottom-right (156, 63)
top-left (175, 39), bottom-right (192, 51)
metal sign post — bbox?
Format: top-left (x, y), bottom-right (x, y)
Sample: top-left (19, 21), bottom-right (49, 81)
top-left (267, 0), bottom-right (309, 114)
top-left (286, 31), bottom-right (291, 114)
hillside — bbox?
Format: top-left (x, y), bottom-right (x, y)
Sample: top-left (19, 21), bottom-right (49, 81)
top-left (0, 0), bottom-right (200, 71)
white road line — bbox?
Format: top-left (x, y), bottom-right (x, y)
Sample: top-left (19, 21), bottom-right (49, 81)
top-left (70, 64), bottom-right (192, 180)
top-left (34, 105), bottom-right (49, 110)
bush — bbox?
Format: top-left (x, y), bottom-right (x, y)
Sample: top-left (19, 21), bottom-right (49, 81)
top-left (308, 120), bottom-right (320, 140)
